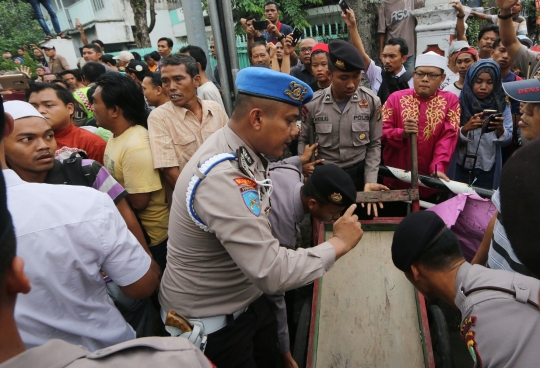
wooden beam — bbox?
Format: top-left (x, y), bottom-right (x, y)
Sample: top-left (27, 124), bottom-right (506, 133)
top-left (356, 189), bottom-right (419, 203)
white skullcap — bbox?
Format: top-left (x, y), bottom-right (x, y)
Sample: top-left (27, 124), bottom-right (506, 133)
top-left (448, 40), bottom-right (470, 55)
top-left (415, 51), bottom-right (447, 71)
top-left (3, 101), bottom-right (48, 121)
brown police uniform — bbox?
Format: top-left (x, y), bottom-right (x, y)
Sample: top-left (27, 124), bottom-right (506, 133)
top-left (455, 263), bottom-right (540, 367)
top-left (0, 337), bottom-right (212, 368)
top-left (298, 86), bottom-right (382, 187)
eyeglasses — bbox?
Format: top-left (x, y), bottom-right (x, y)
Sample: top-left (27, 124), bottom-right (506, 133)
top-left (413, 71), bottom-right (443, 80)
top-left (300, 47), bottom-right (313, 54)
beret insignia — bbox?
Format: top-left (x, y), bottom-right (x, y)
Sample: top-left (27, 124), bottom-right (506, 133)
top-left (335, 59), bottom-right (346, 70)
top-left (284, 81), bottom-right (307, 101)
top-left (330, 192), bottom-right (343, 203)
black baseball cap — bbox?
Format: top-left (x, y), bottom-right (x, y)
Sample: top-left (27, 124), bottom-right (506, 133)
top-left (502, 78), bottom-right (540, 103)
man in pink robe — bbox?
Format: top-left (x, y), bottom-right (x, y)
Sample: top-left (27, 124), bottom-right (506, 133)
top-left (382, 51), bottom-right (460, 199)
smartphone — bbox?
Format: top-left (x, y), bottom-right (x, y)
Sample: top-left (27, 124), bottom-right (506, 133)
top-left (291, 28), bottom-right (303, 47)
top-left (0, 74), bottom-right (29, 92)
top-left (253, 20), bottom-right (268, 31)
top-left (482, 109), bottom-right (498, 120)
top-left (481, 112), bottom-right (502, 134)
top-left (339, 0), bottom-right (350, 13)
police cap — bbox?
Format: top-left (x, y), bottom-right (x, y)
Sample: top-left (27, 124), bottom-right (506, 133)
top-left (236, 67), bottom-right (313, 106)
top-left (328, 39), bottom-right (365, 72)
top-left (308, 164), bottom-right (356, 207)
top-left (391, 211), bottom-right (448, 272)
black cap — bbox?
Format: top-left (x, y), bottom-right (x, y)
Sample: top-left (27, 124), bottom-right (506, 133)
top-left (126, 60), bottom-right (149, 75)
top-left (502, 78), bottom-right (540, 103)
top-left (328, 39), bottom-right (365, 72)
top-left (500, 138), bottom-right (540, 277)
top-left (391, 211), bottom-right (448, 272)
top-left (309, 164), bottom-right (356, 207)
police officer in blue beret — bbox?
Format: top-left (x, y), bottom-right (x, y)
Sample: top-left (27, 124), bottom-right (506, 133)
top-left (298, 39), bottom-right (388, 217)
top-left (159, 67), bottom-right (364, 367)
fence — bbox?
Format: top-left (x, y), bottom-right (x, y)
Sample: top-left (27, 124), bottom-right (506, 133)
top-left (107, 21), bottom-right (349, 71)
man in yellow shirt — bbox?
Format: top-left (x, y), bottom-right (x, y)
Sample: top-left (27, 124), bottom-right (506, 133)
top-left (92, 73), bottom-right (169, 271)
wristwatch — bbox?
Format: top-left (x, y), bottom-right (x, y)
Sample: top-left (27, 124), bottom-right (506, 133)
top-left (497, 11), bottom-right (514, 20)
top-left (277, 34), bottom-right (285, 41)
top-left (456, 13), bottom-right (465, 19)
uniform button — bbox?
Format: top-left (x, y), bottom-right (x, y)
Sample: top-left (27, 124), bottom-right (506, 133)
top-left (517, 285), bottom-right (527, 290)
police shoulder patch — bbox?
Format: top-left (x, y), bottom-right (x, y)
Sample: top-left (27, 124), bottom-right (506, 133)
top-left (234, 178), bottom-right (257, 188)
top-left (240, 187), bottom-right (261, 216)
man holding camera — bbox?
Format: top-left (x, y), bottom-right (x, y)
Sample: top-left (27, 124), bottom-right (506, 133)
top-left (262, 2), bottom-right (293, 45)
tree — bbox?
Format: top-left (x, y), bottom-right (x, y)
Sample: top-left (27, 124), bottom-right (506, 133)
top-left (0, 1), bottom-right (43, 52)
top-left (348, 0), bottom-right (379, 60)
top-left (129, 0), bottom-right (157, 48)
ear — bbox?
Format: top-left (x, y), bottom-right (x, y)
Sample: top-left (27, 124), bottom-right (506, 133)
top-left (402, 55), bottom-right (408, 64)
top-left (307, 198), bottom-right (318, 211)
top-left (156, 86), bottom-right (163, 96)
top-left (5, 256), bottom-right (31, 295)
top-left (247, 107), bottom-right (263, 131)
top-left (410, 263), bottom-right (421, 281)
top-left (110, 105), bottom-right (121, 118)
top-left (3, 113), bottom-right (14, 138)
top-left (193, 74), bottom-right (201, 87)
top-left (66, 102), bottom-right (75, 116)
top-left (196, 62), bottom-right (203, 72)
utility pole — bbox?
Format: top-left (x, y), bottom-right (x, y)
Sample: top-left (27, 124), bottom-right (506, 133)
top-left (181, 0), bottom-right (211, 74)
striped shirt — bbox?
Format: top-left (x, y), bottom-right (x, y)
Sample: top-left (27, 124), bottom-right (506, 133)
top-left (487, 190), bottom-right (536, 278)
top-left (45, 159), bottom-right (127, 204)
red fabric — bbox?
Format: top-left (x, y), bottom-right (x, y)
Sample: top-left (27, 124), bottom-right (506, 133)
top-left (311, 43), bottom-right (329, 54)
top-left (381, 88), bottom-right (460, 198)
top-left (54, 123), bottom-right (106, 164)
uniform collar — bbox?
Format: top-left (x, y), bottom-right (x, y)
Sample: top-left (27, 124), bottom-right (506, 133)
top-left (453, 262), bottom-right (472, 308)
top-left (323, 87), bottom-right (361, 103)
top-left (223, 125), bottom-right (267, 173)
top-left (2, 169), bottom-right (26, 188)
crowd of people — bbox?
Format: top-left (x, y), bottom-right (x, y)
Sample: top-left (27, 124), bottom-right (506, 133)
top-left (0, 0), bottom-right (540, 367)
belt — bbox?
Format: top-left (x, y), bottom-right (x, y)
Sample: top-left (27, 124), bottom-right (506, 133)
top-left (161, 306), bottom-right (248, 335)
top-left (342, 160), bottom-right (365, 172)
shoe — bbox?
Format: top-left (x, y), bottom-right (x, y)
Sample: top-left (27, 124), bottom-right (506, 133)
top-left (58, 32), bottom-right (72, 39)
top-left (44, 35), bottom-right (52, 41)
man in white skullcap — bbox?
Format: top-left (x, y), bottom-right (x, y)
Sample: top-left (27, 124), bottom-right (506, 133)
top-left (381, 51), bottom-right (461, 209)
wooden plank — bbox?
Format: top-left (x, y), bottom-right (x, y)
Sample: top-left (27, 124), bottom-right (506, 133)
top-left (314, 230), bottom-right (426, 368)
top-left (356, 189), bottom-right (420, 203)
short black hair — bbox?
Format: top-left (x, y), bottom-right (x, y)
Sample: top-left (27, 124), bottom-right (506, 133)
top-left (150, 51), bottom-right (161, 61)
top-left (246, 15), bottom-right (259, 22)
top-left (58, 69), bottom-right (82, 81)
top-left (81, 62), bottom-right (106, 83)
top-left (132, 52), bottom-right (142, 61)
top-left (492, 37), bottom-right (502, 49)
top-left (87, 85), bottom-right (97, 104)
top-left (310, 49), bottom-right (329, 64)
top-left (91, 39), bottom-right (105, 49)
top-left (26, 82), bottom-right (75, 106)
top-left (52, 79), bottom-right (68, 88)
top-left (179, 45), bottom-right (207, 71)
top-left (143, 53), bottom-right (152, 61)
top-left (413, 229), bottom-right (463, 271)
top-left (95, 73), bottom-right (148, 128)
top-left (264, 1), bottom-right (279, 10)
top-left (158, 37), bottom-right (173, 48)
top-left (478, 25), bottom-right (499, 41)
top-left (82, 43), bottom-right (101, 54)
top-left (385, 38), bottom-right (409, 57)
top-left (161, 54), bottom-right (199, 78)
top-left (144, 71), bottom-right (162, 87)
top-left (249, 41), bottom-right (267, 59)
top-left (100, 54), bottom-right (116, 66)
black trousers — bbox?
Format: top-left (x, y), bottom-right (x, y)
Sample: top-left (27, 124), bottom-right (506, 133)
top-left (205, 295), bottom-right (279, 368)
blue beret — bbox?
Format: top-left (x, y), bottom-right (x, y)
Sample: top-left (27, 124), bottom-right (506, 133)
top-left (391, 211), bottom-right (448, 272)
top-left (235, 67), bottom-right (313, 106)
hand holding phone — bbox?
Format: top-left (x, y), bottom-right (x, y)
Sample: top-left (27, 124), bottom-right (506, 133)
top-left (339, 0), bottom-right (351, 13)
top-left (253, 20), bottom-right (268, 31)
top-left (481, 112), bottom-right (502, 134)
top-left (291, 28), bottom-right (303, 47)
top-left (0, 74), bottom-right (29, 93)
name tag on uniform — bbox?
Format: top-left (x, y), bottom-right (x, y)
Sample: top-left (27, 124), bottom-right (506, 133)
top-left (353, 115), bottom-right (370, 121)
top-left (314, 116), bottom-right (331, 122)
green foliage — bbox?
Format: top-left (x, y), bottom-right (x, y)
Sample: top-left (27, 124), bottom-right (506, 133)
top-left (0, 1), bottom-right (43, 53)
top-left (523, 0), bottom-right (539, 44)
top-left (0, 52), bottom-right (40, 79)
top-left (201, 0), bottom-right (323, 34)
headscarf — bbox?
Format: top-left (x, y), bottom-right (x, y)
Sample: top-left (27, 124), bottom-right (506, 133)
top-left (460, 59), bottom-right (506, 126)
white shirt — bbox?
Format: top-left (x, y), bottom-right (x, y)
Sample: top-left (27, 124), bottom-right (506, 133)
top-left (364, 59), bottom-right (414, 95)
top-left (440, 67), bottom-right (459, 90)
top-left (5, 170), bottom-right (151, 351)
top-left (197, 81), bottom-right (226, 110)
top-left (443, 82), bottom-right (462, 98)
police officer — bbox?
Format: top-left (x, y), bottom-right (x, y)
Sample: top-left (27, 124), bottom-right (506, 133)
top-left (158, 67), bottom-right (364, 367)
top-left (392, 211), bottom-right (540, 367)
top-left (267, 160), bottom-right (356, 365)
top-left (298, 39), bottom-right (387, 216)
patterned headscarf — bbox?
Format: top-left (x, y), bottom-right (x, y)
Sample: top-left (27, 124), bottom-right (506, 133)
top-left (460, 59), bottom-right (506, 126)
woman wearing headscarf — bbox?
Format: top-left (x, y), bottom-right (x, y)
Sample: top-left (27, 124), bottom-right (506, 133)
top-left (450, 59), bottom-right (513, 189)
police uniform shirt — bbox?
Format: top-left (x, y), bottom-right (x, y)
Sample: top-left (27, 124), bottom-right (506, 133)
top-left (159, 125), bottom-right (336, 318)
top-left (454, 262), bottom-right (540, 367)
top-left (0, 338), bottom-right (212, 368)
top-left (298, 86), bottom-right (382, 184)
top-left (268, 156), bottom-right (304, 249)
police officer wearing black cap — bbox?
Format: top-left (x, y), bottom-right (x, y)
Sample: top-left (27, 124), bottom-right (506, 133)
top-left (298, 39), bottom-right (387, 216)
top-left (392, 211), bottom-right (540, 367)
top-left (266, 160), bottom-right (356, 364)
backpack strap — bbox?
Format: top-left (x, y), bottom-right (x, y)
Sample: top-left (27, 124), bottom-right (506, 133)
top-left (75, 89), bottom-right (92, 112)
top-left (186, 152), bottom-right (237, 232)
top-left (61, 152), bottom-right (92, 187)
